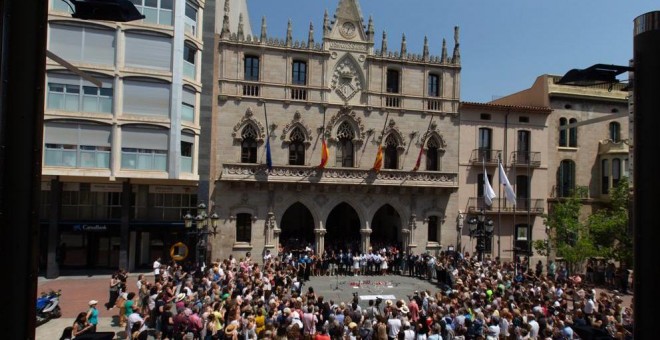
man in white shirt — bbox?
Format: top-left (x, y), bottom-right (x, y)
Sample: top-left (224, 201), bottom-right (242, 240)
top-left (584, 294), bottom-right (596, 316)
top-left (527, 314), bottom-right (539, 339)
top-left (387, 314), bottom-right (402, 340)
top-left (153, 257), bottom-right (161, 282)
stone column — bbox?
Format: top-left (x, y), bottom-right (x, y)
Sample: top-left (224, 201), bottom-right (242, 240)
top-left (401, 228), bottom-right (410, 254)
top-left (360, 221), bottom-right (372, 253)
top-left (314, 228), bottom-right (326, 255)
top-left (264, 211), bottom-right (274, 248)
top-left (408, 213), bottom-right (417, 247)
top-left (457, 211), bottom-right (465, 252)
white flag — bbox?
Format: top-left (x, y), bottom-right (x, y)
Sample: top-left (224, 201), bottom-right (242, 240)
top-left (499, 159), bottom-right (517, 205)
top-left (483, 158), bottom-right (496, 206)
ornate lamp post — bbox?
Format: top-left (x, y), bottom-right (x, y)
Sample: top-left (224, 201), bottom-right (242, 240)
top-left (467, 209), bottom-right (494, 262)
top-left (183, 202), bottom-right (220, 265)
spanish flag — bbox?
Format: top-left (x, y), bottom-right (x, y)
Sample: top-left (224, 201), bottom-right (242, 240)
top-left (319, 139), bottom-right (329, 168)
top-left (372, 145), bottom-right (383, 172)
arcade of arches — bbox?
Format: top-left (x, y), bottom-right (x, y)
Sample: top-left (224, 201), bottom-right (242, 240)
top-left (276, 201), bottom-right (408, 255)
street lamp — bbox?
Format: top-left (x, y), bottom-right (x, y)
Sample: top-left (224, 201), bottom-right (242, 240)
top-left (183, 202), bottom-right (220, 265)
top-left (467, 209), bottom-right (495, 262)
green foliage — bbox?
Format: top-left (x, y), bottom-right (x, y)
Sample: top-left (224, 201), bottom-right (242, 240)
top-left (587, 178), bottom-right (632, 267)
top-left (537, 186), bottom-right (597, 273)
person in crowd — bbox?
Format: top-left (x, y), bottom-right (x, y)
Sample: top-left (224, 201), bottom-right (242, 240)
top-left (85, 300), bottom-right (99, 333)
top-left (71, 312), bottom-right (93, 337)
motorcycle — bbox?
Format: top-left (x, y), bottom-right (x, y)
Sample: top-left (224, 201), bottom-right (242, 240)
top-left (36, 289), bottom-right (62, 326)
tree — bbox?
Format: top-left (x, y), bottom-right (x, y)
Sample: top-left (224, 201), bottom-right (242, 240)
top-left (534, 186), bottom-right (597, 274)
top-left (587, 178), bottom-right (632, 267)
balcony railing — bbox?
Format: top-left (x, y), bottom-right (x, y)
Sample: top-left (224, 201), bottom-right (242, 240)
top-left (289, 87), bottom-right (307, 101)
top-left (511, 151), bottom-right (541, 167)
top-left (242, 84), bottom-right (260, 97)
top-left (385, 95), bottom-right (401, 108)
top-left (469, 149), bottom-right (502, 164)
top-left (467, 197), bottom-right (545, 214)
top-left (221, 163), bottom-right (458, 188)
top-left (550, 185), bottom-right (591, 199)
top-left (427, 99), bottom-right (441, 111)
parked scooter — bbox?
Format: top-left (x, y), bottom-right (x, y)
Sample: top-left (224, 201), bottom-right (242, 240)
top-left (36, 289), bottom-right (62, 326)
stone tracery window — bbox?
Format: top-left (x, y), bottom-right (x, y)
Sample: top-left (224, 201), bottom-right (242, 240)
top-left (384, 134), bottom-right (399, 169)
top-left (241, 125), bottom-right (258, 163)
top-left (426, 136), bottom-right (441, 171)
top-left (336, 121), bottom-right (355, 167)
top-left (288, 127), bottom-right (305, 165)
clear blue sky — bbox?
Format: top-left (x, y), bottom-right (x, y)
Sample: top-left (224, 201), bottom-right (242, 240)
top-left (247, 0), bottom-right (656, 102)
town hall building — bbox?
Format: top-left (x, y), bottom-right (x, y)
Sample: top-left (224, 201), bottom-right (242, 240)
top-left (202, 0), bottom-right (462, 258)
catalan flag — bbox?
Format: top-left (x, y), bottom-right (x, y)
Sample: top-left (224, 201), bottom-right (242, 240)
top-left (372, 145), bottom-right (383, 172)
top-left (319, 139), bottom-right (329, 168)
top-left (412, 145), bottom-right (424, 171)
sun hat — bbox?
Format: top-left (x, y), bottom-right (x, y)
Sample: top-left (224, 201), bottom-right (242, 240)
top-left (89, 300), bottom-right (98, 306)
top-left (399, 305), bottom-right (410, 314)
top-left (225, 323), bottom-right (237, 335)
top-left (283, 307), bottom-right (291, 315)
top-left (385, 300), bottom-right (392, 306)
top-left (175, 293), bottom-right (186, 302)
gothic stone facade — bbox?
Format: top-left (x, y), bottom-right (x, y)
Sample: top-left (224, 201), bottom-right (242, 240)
top-left (205, 0), bottom-right (461, 259)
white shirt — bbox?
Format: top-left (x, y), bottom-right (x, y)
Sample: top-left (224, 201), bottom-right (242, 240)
top-left (387, 318), bottom-right (402, 338)
top-left (153, 260), bottom-right (161, 275)
top-left (584, 298), bottom-right (595, 314)
top-left (528, 320), bottom-right (539, 339)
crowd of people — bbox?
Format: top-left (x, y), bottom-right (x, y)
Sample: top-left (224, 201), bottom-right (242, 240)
top-left (60, 248), bottom-right (633, 340)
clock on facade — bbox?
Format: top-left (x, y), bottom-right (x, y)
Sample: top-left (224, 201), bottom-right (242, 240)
top-left (339, 21), bottom-right (356, 38)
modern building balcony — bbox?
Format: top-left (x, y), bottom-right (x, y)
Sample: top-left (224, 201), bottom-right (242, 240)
top-left (466, 197), bottom-right (545, 214)
top-left (469, 149), bottom-right (502, 165)
top-left (510, 151), bottom-right (541, 167)
top-left (220, 163), bottom-right (458, 188)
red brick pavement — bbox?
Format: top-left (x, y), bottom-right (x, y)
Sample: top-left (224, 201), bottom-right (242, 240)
top-left (38, 273), bottom-right (147, 318)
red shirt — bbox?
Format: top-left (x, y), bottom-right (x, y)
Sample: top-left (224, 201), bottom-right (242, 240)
top-left (314, 333), bottom-right (330, 340)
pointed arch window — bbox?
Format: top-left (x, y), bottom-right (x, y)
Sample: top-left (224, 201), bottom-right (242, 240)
top-left (336, 121), bottom-right (355, 167)
top-left (384, 135), bottom-right (399, 170)
top-left (426, 137), bottom-right (441, 171)
top-left (240, 125), bottom-right (258, 163)
top-left (288, 127), bottom-right (305, 166)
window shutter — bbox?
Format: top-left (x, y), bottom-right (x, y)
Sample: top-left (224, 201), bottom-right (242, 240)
top-left (44, 121), bottom-right (79, 145)
top-left (123, 79), bottom-right (171, 117)
top-left (49, 24), bottom-right (83, 62)
top-left (82, 27), bottom-right (116, 65)
top-left (79, 123), bottom-right (112, 147)
top-left (182, 87), bottom-right (196, 106)
top-left (124, 32), bottom-right (172, 70)
top-left (122, 126), bottom-right (169, 150)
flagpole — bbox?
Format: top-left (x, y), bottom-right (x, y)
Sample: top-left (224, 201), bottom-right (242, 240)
top-left (263, 103), bottom-right (271, 170)
top-left (497, 153), bottom-right (502, 261)
top-left (372, 112), bottom-right (390, 171)
top-left (413, 114), bottom-right (434, 171)
top-left (319, 105), bottom-right (327, 168)
top-left (512, 153), bottom-right (517, 267)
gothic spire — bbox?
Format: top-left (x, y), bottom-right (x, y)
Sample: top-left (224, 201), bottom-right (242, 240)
top-left (286, 19), bottom-right (293, 47)
top-left (381, 31), bottom-right (388, 56)
top-left (423, 36), bottom-right (429, 61)
top-left (308, 21), bottom-right (315, 47)
top-left (367, 15), bottom-right (374, 42)
top-left (400, 33), bottom-right (407, 58)
top-left (260, 16), bottom-right (267, 42)
top-left (237, 13), bottom-right (245, 41)
top-left (323, 9), bottom-right (330, 37)
top-left (220, 0), bottom-right (230, 39)
top-left (441, 38), bottom-right (448, 63)
top-left (452, 26), bottom-right (461, 64)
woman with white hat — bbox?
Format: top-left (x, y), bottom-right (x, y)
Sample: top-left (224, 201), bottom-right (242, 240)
top-left (86, 300), bottom-right (98, 333)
